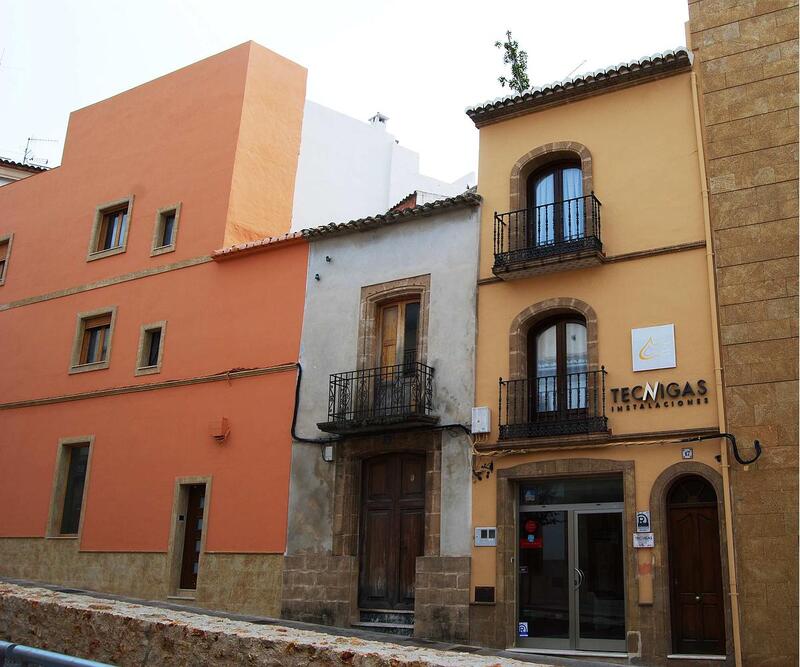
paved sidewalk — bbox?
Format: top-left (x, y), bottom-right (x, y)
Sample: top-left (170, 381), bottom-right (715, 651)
top-left (0, 578), bottom-right (620, 666)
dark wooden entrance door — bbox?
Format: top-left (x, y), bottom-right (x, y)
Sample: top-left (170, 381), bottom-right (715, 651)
top-left (358, 453), bottom-right (425, 610)
top-left (667, 476), bottom-right (726, 655)
top-left (179, 484), bottom-right (206, 590)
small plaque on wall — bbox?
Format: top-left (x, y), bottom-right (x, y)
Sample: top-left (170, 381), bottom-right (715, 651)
top-left (475, 586), bottom-right (495, 603)
top-left (633, 532), bottom-right (655, 548)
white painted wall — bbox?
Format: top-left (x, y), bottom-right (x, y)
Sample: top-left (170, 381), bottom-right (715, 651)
top-left (291, 101), bottom-right (473, 230)
top-left (287, 204), bottom-right (480, 558)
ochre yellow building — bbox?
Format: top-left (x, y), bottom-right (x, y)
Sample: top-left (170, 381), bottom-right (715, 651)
top-left (466, 50), bottom-right (746, 664)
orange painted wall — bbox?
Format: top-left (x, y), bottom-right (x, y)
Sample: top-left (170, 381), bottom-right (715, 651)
top-left (469, 71), bottom-right (722, 590)
top-left (0, 243), bottom-right (307, 404)
top-left (0, 41), bottom-right (307, 304)
top-left (1, 369), bottom-right (299, 553)
top-left (225, 45), bottom-right (308, 245)
top-left (0, 42), bottom-right (310, 555)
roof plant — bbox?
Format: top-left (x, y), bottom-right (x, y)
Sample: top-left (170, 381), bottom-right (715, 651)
top-left (495, 30), bottom-right (530, 95)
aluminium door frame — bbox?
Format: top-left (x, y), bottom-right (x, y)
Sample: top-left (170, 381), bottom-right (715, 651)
top-left (515, 501), bottom-right (626, 652)
top-left (572, 507), bottom-right (627, 652)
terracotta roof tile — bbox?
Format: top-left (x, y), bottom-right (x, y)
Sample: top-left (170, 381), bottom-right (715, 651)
top-left (466, 48), bottom-right (692, 127)
top-left (0, 157), bottom-right (49, 173)
top-left (213, 190), bottom-right (481, 260)
top-left (212, 230), bottom-right (304, 260)
top-left (300, 190), bottom-right (481, 240)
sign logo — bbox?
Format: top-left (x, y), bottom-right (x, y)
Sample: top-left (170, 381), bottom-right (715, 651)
top-left (636, 511), bottom-right (651, 532)
top-left (632, 324), bottom-right (676, 372)
top-left (643, 382), bottom-right (659, 401)
top-left (638, 337), bottom-right (658, 360)
top-left (518, 622), bottom-right (529, 637)
top-left (609, 379), bottom-right (709, 413)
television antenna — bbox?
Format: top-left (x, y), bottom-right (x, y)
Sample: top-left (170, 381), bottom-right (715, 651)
top-left (564, 59), bottom-right (587, 79)
top-left (23, 137), bottom-right (57, 166)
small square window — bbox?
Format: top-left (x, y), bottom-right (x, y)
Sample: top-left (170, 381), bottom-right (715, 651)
top-left (151, 203), bottom-right (181, 256)
top-left (136, 321), bottom-right (167, 376)
top-left (98, 207), bottom-right (128, 251)
top-left (69, 307), bottom-right (117, 374)
top-left (0, 234), bottom-right (12, 285)
top-left (48, 437), bottom-right (93, 538)
top-left (87, 196), bottom-right (134, 261)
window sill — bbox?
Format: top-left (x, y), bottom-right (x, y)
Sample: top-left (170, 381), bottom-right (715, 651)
top-left (69, 361), bottom-right (110, 375)
top-left (151, 244), bottom-right (176, 257)
top-left (45, 534), bottom-right (79, 540)
top-left (135, 365), bottom-right (161, 377)
top-left (86, 245), bottom-right (126, 262)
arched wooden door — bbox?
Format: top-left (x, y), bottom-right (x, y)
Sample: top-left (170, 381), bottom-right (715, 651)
top-left (667, 475), bottom-right (726, 655)
top-left (358, 453), bottom-right (425, 610)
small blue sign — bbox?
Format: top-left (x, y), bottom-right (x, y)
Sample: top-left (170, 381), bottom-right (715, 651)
top-left (518, 621), bottom-right (529, 637)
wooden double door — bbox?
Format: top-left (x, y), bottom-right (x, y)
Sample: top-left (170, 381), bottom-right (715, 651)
top-left (358, 453), bottom-right (425, 610)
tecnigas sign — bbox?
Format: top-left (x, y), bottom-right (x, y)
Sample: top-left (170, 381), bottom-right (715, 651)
top-left (609, 379), bottom-right (709, 413)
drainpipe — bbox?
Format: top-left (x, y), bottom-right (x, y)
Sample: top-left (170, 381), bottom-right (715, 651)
top-left (690, 69), bottom-right (743, 667)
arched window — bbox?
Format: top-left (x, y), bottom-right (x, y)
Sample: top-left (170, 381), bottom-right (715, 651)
top-left (667, 475), bottom-right (717, 506)
top-left (528, 316), bottom-right (588, 413)
top-left (526, 161), bottom-right (584, 246)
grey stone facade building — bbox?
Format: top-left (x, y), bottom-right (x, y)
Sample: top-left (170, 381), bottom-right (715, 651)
top-left (282, 192), bottom-right (481, 641)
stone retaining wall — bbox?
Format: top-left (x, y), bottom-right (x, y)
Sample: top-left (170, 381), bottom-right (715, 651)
top-left (0, 582), bottom-right (538, 667)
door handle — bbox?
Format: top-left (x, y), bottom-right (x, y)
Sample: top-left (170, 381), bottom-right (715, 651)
top-left (695, 594), bottom-right (701, 601)
top-left (574, 567), bottom-right (584, 590)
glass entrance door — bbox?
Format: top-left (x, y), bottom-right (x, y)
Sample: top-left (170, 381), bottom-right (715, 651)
top-left (517, 478), bottom-right (626, 653)
top-left (518, 510), bottom-right (571, 648)
top-left (575, 510), bottom-right (626, 651)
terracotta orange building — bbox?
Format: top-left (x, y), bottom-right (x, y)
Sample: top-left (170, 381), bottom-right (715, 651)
top-left (0, 42), bottom-right (309, 616)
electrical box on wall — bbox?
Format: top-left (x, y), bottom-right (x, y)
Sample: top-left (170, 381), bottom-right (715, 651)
top-left (471, 407), bottom-right (491, 434)
top-left (474, 526), bottom-right (497, 547)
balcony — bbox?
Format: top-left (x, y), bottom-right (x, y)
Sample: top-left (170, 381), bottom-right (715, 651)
top-left (493, 194), bottom-right (603, 279)
top-left (498, 369), bottom-right (608, 440)
top-left (317, 361), bottom-right (437, 435)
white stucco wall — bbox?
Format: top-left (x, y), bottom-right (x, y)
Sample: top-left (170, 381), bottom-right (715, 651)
top-left (290, 101), bottom-right (473, 230)
top-left (288, 204), bottom-right (480, 558)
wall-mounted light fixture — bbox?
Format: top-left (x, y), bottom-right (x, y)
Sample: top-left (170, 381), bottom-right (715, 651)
top-left (322, 444), bottom-right (335, 463)
top-left (208, 417), bottom-right (230, 444)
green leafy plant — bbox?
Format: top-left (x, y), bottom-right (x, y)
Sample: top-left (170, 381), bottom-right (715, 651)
top-left (495, 30), bottom-right (530, 95)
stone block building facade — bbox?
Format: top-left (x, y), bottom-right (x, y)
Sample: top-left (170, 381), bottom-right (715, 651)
top-left (689, 2), bottom-right (799, 665)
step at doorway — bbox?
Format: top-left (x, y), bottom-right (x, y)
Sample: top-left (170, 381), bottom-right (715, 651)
top-left (352, 608), bottom-right (414, 637)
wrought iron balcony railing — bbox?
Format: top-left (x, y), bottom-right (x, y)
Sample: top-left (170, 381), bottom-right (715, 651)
top-left (498, 368), bottom-right (608, 440)
top-left (493, 194), bottom-right (602, 272)
top-left (318, 360), bottom-right (436, 434)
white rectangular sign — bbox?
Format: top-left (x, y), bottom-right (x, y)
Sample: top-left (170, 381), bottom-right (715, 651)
top-left (632, 324), bottom-right (676, 372)
top-left (633, 532), bottom-right (655, 548)
top-left (636, 511), bottom-right (651, 533)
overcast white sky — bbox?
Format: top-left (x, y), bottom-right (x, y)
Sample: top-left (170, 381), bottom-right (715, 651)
top-left (1, 0), bottom-right (688, 181)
